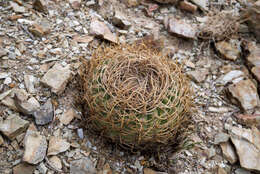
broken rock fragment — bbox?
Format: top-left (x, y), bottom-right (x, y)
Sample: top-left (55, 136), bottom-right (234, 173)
top-left (179, 1), bottom-right (197, 13)
top-left (59, 108), bottom-right (77, 125)
top-left (220, 141), bottom-right (238, 164)
top-left (23, 124), bottom-right (47, 164)
top-left (47, 136), bottom-right (70, 156)
top-left (186, 69), bottom-right (208, 83)
top-left (33, 0), bottom-right (47, 13)
top-left (90, 19), bottom-right (118, 43)
top-left (69, 0), bottom-right (81, 9)
top-left (10, 1), bottom-right (26, 13)
top-left (0, 114), bottom-right (29, 140)
top-left (227, 126), bottom-right (260, 171)
top-left (228, 79), bottom-right (260, 110)
top-left (24, 74), bottom-right (37, 94)
top-left (41, 63), bottom-right (72, 95)
top-left (13, 163), bottom-right (36, 174)
top-left (166, 18), bottom-right (197, 39)
top-left (112, 10), bottom-right (131, 29)
top-left (153, 0), bottom-right (178, 3)
top-left (33, 99), bottom-right (53, 125)
top-left (48, 156), bottom-right (62, 170)
top-left (15, 96), bottom-right (40, 115)
top-left (251, 66), bottom-right (260, 82)
top-left (70, 157), bottom-right (96, 174)
top-left (215, 39), bottom-right (241, 61)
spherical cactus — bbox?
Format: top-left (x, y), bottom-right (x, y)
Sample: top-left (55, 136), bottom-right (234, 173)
top-left (81, 43), bottom-right (192, 149)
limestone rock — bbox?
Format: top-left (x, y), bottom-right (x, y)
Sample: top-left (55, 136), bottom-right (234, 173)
top-left (0, 114), bottom-right (29, 140)
top-left (214, 132), bottom-right (230, 144)
top-left (33, 99), bottom-right (53, 125)
top-left (215, 40), bottom-right (241, 61)
top-left (24, 75), bottom-right (37, 94)
top-left (15, 96), bottom-right (40, 115)
top-left (23, 124), bottom-right (47, 164)
top-left (246, 1), bottom-right (260, 42)
top-left (187, 69), bottom-right (208, 83)
top-left (48, 156), bottom-right (62, 170)
top-left (59, 108), bottom-right (77, 125)
top-left (13, 163), bottom-right (36, 174)
top-left (228, 79), bottom-right (260, 110)
top-left (228, 126), bottom-right (260, 171)
top-left (167, 18), bottom-right (197, 39)
top-left (252, 66), bottom-right (260, 82)
top-left (41, 63), bottom-right (72, 95)
top-left (10, 2), bottom-right (26, 13)
top-left (190, 0), bottom-right (208, 11)
top-left (47, 136), bottom-right (70, 156)
top-left (153, 0), bottom-right (178, 3)
top-left (70, 157), bottom-right (96, 174)
top-left (218, 70), bottom-right (244, 85)
top-left (220, 141), bottom-right (238, 164)
top-left (112, 10), bottom-right (131, 29)
top-left (90, 19), bottom-right (118, 43)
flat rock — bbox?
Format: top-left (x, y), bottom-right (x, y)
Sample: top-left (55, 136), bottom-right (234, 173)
top-left (59, 108), bottom-right (77, 125)
top-left (252, 66), bottom-right (260, 82)
top-left (10, 1), bottom-right (26, 13)
top-left (24, 75), bottom-right (37, 94)
top-left (90, 19), bottom-right (118, 43)
top-left (218, 167), bottom-right (228, 174)
top-left (247, 45), bottom-right (260, 66)
top-left (0, 134), bottom-right (4, 145)
top-left (48, 156), bottom-right (62, 170)
top-left (1, 96), bottom-right (18, 111)
top-left (218, 70), bottom-right (244, 85)
top-left (112, 10), bottom-right (131, 29)
top-left (0, 114), bottom-right (29, 140)
top-left (214, 132), bottom-right (230, 144)
top-left (228, 126), bottom-right (260, 171)
top-left (215, 40), bottom-right (241, 61)
top-left (228, 79), bottom-right (260, 110)
top-left (23, 124), bottom-right (47, 164)
top-left (190, 0), bottom-right (208, 11)
top-left (15, 96), bottom-right (40, 115)
top-left (179, 1), bottom-right (197, 13)
top-left (235, 168), bottom-right (252, 174)
top-left (247, 1), bottom-right (260, 42)
top-left (41, 63), bottom-right (72, 94)
top-left (47, 136), bottom-right (70, 156)
top-left (236, 114), bottom-right (260, 129)
top-left (153, 0), bottom-right (178, 3)
top-left (186, 69), bottom-right (208, 83)
top-left (167, 18), bottom-right (196, 39)
top-left (33, 99), bottom-right (53, 125)
top-left (69, 0), bottom-right (81, 9)
top-left (13, 163), bottom-right (36, 174)
top-left (70, 157), bottom-right (96, 174)
top-left (220, 141), bottom-right (238, 164)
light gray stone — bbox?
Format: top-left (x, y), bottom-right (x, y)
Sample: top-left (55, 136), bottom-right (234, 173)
top-left (47, 136), bottom-right (70, 156)
top-left (33, 99), bottom-right (53, 125)
top-left (41, 63), bottom-right (72, 95)
top-left (70, 157), bottom-right (96, 174)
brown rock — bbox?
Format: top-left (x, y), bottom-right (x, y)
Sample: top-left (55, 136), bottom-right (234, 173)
top-left (252, 66), bottom-right (260, 82)
top-left (73, 35), bottom-right (94, 43)
top-left (220, 141), bottom-right (238, 164)
top-left (23, 124), bottom-right (47, 164)
top-left (167, 18), bottom-right (197, 39)
top-left (90, 19), bottom-right (118, 43)
top-left (0, 114), bottom-right (29, 140)
top-left (190, 0), bottom-right (208, 11)
top-left (228, 79), bottom-right (260, 110)
top-left (179, 1), bottom-right (197, 13)
top-left (59, 108), bottom-right (77, 125)
top-left (215, 40), bottom-right (241, 61)
top-left (218, 167), bottom-right (228, 174)
top-left (47, 136), bottom-right (70, 156)
top-left (33, 0), bottom-right (47, 13)
top-left (236, 114), bottom-right (260, 129)
top-left (144, 168), bottom-right (157, 174)
top-left (0, 135), bottom-right (4, 145)
top-left (187, 69), bottom-right (208, 83)
top-left (13, 163), bottom-right (36, 174)
top-left (123, 0), bottom-right (139, 7)
top-left (112, 10), bottom-right (131, 29)
top-left (29, 23), bottom-right (50, 37)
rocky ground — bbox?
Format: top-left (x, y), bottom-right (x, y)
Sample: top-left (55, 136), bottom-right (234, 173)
top-left (0, 0), bottom-right (260, 174)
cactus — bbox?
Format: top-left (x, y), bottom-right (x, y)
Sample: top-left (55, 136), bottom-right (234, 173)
top-left (81, 43), bottom-right (192, 149)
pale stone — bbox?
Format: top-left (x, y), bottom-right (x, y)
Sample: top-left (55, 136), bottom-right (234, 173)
top-left (13, 163), bottom-right (36, 174)
top-left (41, 63), bottom-right (72, 95)
top-left (70, 157), bottom-right (96, 174)
top-left (220, 141), bottom-right (238, 164)
top-left (215, 40), bottom-right (241, 61)
top-left (15, 97), bottom-right (40, 115)
top-left (167, 18), bottom-right (196, 39)
top-left (187, 69), bottom-right (208, 83)
top-left (33, 99), bottom-right (53, 125)
top-left (218, 70), bottom-right (244, 85)
top-left (228, 79), bottom-right (260, 110)
top-left (59, 108), bottom-right (77, 125)
top-left (0, 114), bottom-right (29, 140)
top-left (24, 75), bottom-right (36, 94)
top-left (48, 156), bottom-right (62, 170)
top-left (47, 136), bottom-right (70, 156)
top-left (23, 124), bottom-right (47, 164)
